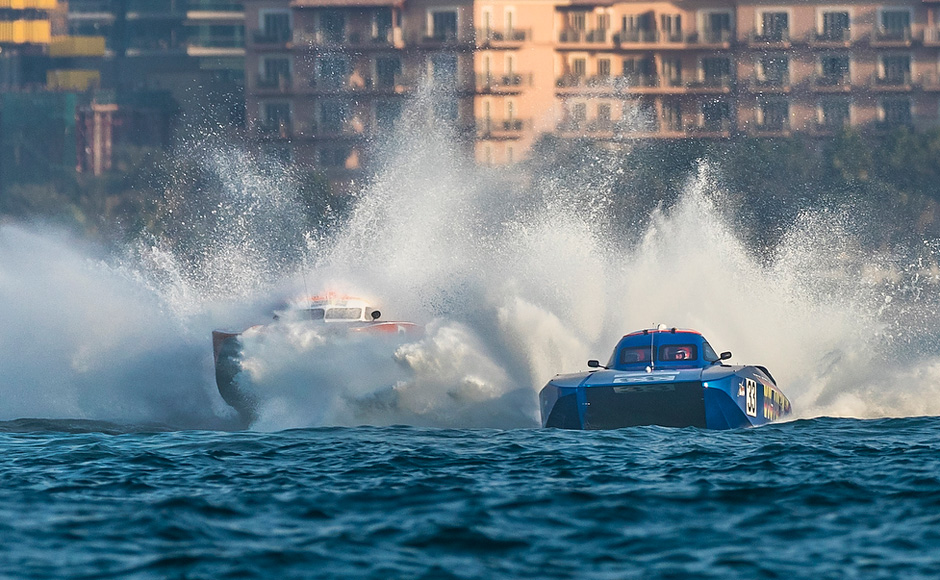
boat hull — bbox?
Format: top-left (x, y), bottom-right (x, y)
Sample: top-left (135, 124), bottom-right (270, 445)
top-left (539, 368), bottom-right (789, 430)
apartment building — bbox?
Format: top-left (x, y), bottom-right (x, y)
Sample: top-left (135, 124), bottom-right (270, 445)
top-left (66, 0), bottom-right (245, 121)
top-left (244, 0), bottom-right (940, 171)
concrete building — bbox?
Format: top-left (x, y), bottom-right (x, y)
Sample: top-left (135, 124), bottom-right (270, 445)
top-left (243, 0), bottom-right (940, 171)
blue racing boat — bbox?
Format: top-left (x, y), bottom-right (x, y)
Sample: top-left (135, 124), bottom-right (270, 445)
top-left (539, 327), bottom-right (791, 430)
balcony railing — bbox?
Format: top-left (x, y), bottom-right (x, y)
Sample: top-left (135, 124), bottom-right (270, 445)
top-left (695, 29), bottom-right (734, 44)
top-left (687, 75), bottom-right (733, 89)
top-left (305, 121), bottom-right (364, 138)
top-left (257, 122), bottom-right (292, 138)
top-left (256, 75), bottom-right (292, 91)
top-left (749, 28), bottom-right (790, 44)
top-left (813, 74), bottom-right (851, 89)
top-left (873, 27), bottom-right (912, 43)
top-left (689, 118), bottom-right (732, 134)
top-left (811, 28), bottom-right (851, 43)
top-left (614, 29), bottom-right (658, 43)
top-left (558, 28), bottom-right (608, 43)
top-left (476, 28), bottom-right (529, 43)
top-left (872, 71), bottom-right (912, 87)
top-left (476, 118), bottom-right (528, 136)
top-left (476, 73), bottom-right (532, 91)
top-left (253, 29), bottom-right (291, 45)
top-left (754, 118), bottom-right (790, 133)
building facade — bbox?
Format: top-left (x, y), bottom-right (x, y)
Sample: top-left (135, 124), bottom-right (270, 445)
top-left (244, 0), bottom-right (940, 171)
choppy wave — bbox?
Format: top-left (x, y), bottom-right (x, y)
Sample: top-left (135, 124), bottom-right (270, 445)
top-left (0, 419), bottom-right (938, 578)
top-left (2, 90), bottom-right (940, 429)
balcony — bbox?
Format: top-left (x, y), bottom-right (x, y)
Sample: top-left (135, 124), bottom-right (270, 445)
top-left (476, 118), bottom-right (528, 138)
top-left (303, 121), bottom-right (365, 139)
top-left (614, 29), bottom-right (658, 44)
top-left (812, 74), bottom-right (851, 92)
top-left (257, 122), bottom-right (293, 139)
top-left (871, 71), bottom-right (913, 90)
top-left (476, 73), bottom-right (532, 93)
top-left (748, 28), bottom-right (790, 47)
top-left (256, 74), bottom-right (292, 93)
top-left (558, 28), bottom-right (609, 45)
top-left (253, 29), bottom-right (292, 46)
top-left (750, 119), bottom-right (791, 136)
top-left (416, 29), bottom-right (470, 47)
top-left (476, 28), bottom-right (529, 46)
top-left (688, 118), bottom-right (732, 137)
top-left (809, 28), bottom-right (851, 46)
top-left (871, 27), bottom-right (912, 46)
top-left (686, 75), bottom-right (733, 92)
top-left (687, 29), bottom-right (734, 47)
top-left (743, 76), bottom-right (791, 93)
top-left (924, 28), bottom-right (940, 46)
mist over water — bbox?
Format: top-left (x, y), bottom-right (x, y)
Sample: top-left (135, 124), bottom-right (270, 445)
top-left (3, 90), bottom-right (940, 430)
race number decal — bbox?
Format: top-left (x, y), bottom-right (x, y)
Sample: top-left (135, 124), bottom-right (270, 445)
top-left (745, 379), bottom-right (758, 417)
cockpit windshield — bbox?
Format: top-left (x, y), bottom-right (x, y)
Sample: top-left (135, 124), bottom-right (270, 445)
top-left (619, 344), bottom-right (699, 365)
top-left (325, 307), bottom-right (363, 320)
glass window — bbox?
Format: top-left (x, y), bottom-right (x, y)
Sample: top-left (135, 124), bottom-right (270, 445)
top-left (619, 347), bottom-right (652, 364)
top-left (703, 341), bottom-right (719, 362)
top-left (326, 308), bottom-right (364, 320)
top-left (659, 344), bottom-right (698, 361)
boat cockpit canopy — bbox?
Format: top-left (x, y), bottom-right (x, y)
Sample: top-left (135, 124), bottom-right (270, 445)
top-left (610, 330), bottom-right (722, 369)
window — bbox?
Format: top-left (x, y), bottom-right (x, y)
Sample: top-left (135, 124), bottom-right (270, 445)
top-left (260, 57), bottom-right (291, 87)
top-left (881, 97), bottom-right (911, 125)
top-left (880, 9), bottom-right (911, 40)
top-left (701, 57), bottom-right (731, 86)
top-left (572, 57), bottom-right (587, 77)
top-left (373, 8), bottom-right (393, 42)
top-left (430, 10), bottom-right (458, 41)
top-left (319, 10), bottom-right (345, 43)
top-left (758, 54), bottom-right (789, 85)
top-left (622, 12), bottom-right (654, 41)
top-left (261, 102), bottom-right (291, 134)
top-left (317, 56), bottom-right (348, 89)
top-left (759, 98), bottom-right (789, 130)
top-left (375, 100), bottom-right (401, 130)
top-left (319, 100), bottom-right (348, 132)
top-left (431, 52), bottom-right (458, 85)
top-left (759, 11), bottom-right (789, 41)
top-left (661, 14), bottom-right (682, 41)
top-left (820, 54), bottom-right (850, 85)
top-left (879, 54), bottom-right (911, 85)
top-left (701, 99), bottom-right (730, 130)
top-left (597, 102), bottom-right (611, 129)
top-left (662, 57), bottom-right (682, 86)
top-left (318, 147), bottom-right (350, 167)
top-left (663, 99), bottom-right (682, 131)
top-left (570, 12), bottom-right (587, 31)
top-left (659, 345), bottom-right (698, 362)
top-left (375, 56), bottom-right (401, 87)
top-left (820, 11), bottom-right (849, 41)
top-left (597, 58), bottom-right (611, 78)
top-left (705, 12), bottom-right (732, 43)
top-left (819, 98), bottom-right (850, 128)
top-left (260, 11), bottom-right (291, 42)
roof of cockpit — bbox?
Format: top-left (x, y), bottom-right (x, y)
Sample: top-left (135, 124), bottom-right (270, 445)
top-left (622, 328), bottom-right (703, 339)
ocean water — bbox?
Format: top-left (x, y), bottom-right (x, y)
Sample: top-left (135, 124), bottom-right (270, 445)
top-left (4, 93), bottom-right (940, 578)
top-left (1, 418), bottom-right (939, 579)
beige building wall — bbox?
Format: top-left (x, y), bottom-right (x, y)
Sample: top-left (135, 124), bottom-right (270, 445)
top-left (243, 0), bottom-right (940, 173)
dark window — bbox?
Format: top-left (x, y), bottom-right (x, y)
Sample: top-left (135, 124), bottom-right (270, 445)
top-left (703, 342), bottom-right (719, 362)
top-left (659, 344), bottom-right (698, 362)
top-left (619, 347), bottom-right (652, 364)
top-left (432, 11), bottom-right (458, 41)
top-left (821, 11), bottom-right (849, 41)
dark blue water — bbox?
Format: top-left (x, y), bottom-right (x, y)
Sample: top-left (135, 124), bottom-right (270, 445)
top-left (1, 418), bottom-right (939, 579)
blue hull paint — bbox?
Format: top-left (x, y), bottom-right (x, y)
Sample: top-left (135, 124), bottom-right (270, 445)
top-left (539, 328), bottom-right (791, 430)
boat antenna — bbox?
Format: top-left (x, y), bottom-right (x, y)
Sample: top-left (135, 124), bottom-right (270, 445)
top-left (649, 324), bottom-right (655, 371)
